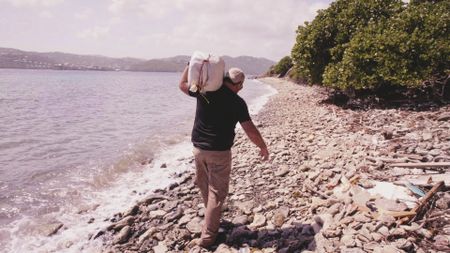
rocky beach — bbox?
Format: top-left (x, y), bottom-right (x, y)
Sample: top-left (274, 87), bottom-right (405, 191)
top-left (93, 77), bottom-right (450, 253)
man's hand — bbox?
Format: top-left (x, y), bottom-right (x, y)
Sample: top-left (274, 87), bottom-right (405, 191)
top-left (240, 120), bottom-right (269, 161)
top-left (259, 147), bottom-right (269, 161)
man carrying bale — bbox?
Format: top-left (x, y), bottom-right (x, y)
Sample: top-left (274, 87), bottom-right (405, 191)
top-left (179, 64), bottom-right (269, 248)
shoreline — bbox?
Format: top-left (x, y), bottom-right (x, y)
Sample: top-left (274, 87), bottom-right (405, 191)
top-left (0, 76), bottom-right (273, 253)
top-left (67, 78), bottom-right (450, 252)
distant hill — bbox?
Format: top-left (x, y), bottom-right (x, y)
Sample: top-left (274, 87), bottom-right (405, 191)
top-left (0, 47), bottom-right (144, 71)
top-left (0, 47), bottom-right (275, 75)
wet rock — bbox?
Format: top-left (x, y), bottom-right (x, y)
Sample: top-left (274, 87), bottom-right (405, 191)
top-left (138, 227), bottom-right (157, 245)
top-left (110, 216), bottom-right (134, 231)
top-left (41, 222), bottom-right (64, 236)
top-left (113, 225), bottom-right (131, 244)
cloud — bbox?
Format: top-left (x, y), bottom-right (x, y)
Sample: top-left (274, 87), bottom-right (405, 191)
top-left (0, 0), bottom-right (64, 7)
top-left (77, 26), bottom-right (110, 40)
top-left (118, 0), bottom-right (331, 59)
top-left (74, 8), bottom-right (92, 20)
top-left (38, 10), bottom-right (53, 18)
top-left (308, 2), bottom-right (330, 15)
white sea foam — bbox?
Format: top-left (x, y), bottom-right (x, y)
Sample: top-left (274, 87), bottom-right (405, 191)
top-left (247, 79), bottom-right (278, 116)
top-left (3, 139), bottom-right (194, 253)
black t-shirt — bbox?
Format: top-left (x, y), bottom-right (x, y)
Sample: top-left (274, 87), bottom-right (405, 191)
top-left (189, 85), bottom-right (251, 151)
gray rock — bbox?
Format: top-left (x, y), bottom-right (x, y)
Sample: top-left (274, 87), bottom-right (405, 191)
top-left (186, 217), bottom-right (203, 234)
top-left (149, 209), bottom-right (167, 219)
top-left (232, 215), bottom-right (249, 225)
top-left (178, 214), bottom-right (192, 226)
top-left (143, 194), bottom-right (170, 205)
top-left (109, 216), bottom-right (134, 232)
top-left (393, 238), bottom-right (414, 251)
top-left (236, 200), bottom-right (255, 215)
top-left (378, 214), bottom-right (396, 228)
top-left (373, 245), bottom-right (399, 253)
top-left (422, 132), bottom-right (433, 141)
top-left (417, 228), bottom-right (433, 239)
top-left (341, 234), bottom-right (356, 247)
top-left (390, 228), bottom-right (407, 237)
top-left (341, 248), bottom-right (365, 253)
top-left (166, 208), bottom-right (183, 222)
top-left (437, 112), bottom-right (450, 121)
top-left (434, 235), bottom-right (450, 249)
top-left (275, 166), bottom-right (290, 177)
top-left (138, 227), bottom-right (157, 245)
top-left (41, 222), bottom-right (64, 236)
top-left (153, 241), bottom-right (168, 253)
top-left (113, 225), bottom-right (131, 244)
top-left (249, 214), bottom-right (266, 229)
top-left (322, 228), bottom-right (342, 238)
top-left (272, 212), bottom-right (285, 227)
top-left (353, 213), bottom-right (371, 223)
top-left (377, 226), bottom-right (390, 237)
top-left (214, 243), bottom-right (238, 253)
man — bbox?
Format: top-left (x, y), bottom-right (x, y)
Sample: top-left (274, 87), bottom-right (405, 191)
top-left (179, 66), bottom-right (269, 248)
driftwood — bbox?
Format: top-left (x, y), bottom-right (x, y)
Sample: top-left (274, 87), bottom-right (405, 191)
top-left (398, 181), bottom-right (445, 225)
top-left (390, 162), bottom-right (450, 168)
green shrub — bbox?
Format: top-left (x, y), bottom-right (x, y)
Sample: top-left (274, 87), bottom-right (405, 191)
top-left (271, 56), bottom-right (293, 77)
top-left (322, 1), bottom-right (450, 90)
top-left (291, 0), bottom-right (403, 84)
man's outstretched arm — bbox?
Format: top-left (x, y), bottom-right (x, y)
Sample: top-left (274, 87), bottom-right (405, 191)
top-left (179, 66), bottom-right (189, 95)
top-left (240, 120), bottom-right (269, 160)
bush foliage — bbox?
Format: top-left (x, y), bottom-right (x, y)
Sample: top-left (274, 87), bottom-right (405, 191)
top-left (269, 56), bottom-right (293, 77)
top-left (291, 0), bottom-right (449, 92)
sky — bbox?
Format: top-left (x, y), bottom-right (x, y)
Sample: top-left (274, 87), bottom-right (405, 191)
top-left (0, 0), bottom-right (333, 61)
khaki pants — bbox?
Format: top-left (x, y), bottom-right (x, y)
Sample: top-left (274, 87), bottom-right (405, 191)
top-left (193, 147), bottom-right (232, 246)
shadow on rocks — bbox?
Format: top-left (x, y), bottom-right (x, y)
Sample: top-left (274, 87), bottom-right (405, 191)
top-left (320, 86), bottom-right (450, 112)
top-left (211, 220), bottom-right (319, 252)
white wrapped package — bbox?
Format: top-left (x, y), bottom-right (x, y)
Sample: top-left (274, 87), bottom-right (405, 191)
top-left (188, 51), bottom-right (225, 93)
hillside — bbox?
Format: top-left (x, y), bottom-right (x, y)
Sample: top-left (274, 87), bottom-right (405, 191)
top-left (0, 47), bottom-right (144, 71)
top-left (127, 55), bottom-right (275, 75)
top-left (0, 47), bottom-right (275, 75)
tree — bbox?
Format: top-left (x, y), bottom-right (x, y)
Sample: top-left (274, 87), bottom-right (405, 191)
top-left (322, 1), bottom-right (450, 90)
top-left (291, 0), bottom-right (403, 84)
top-left (271, 56), bottom-right (293, 77)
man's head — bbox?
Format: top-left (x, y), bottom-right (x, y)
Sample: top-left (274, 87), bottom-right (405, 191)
top-left (224, 68), bottom-right (245, 93)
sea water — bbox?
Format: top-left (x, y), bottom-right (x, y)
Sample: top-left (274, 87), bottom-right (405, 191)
top-left (0, 69), bottom-right (276, 252)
